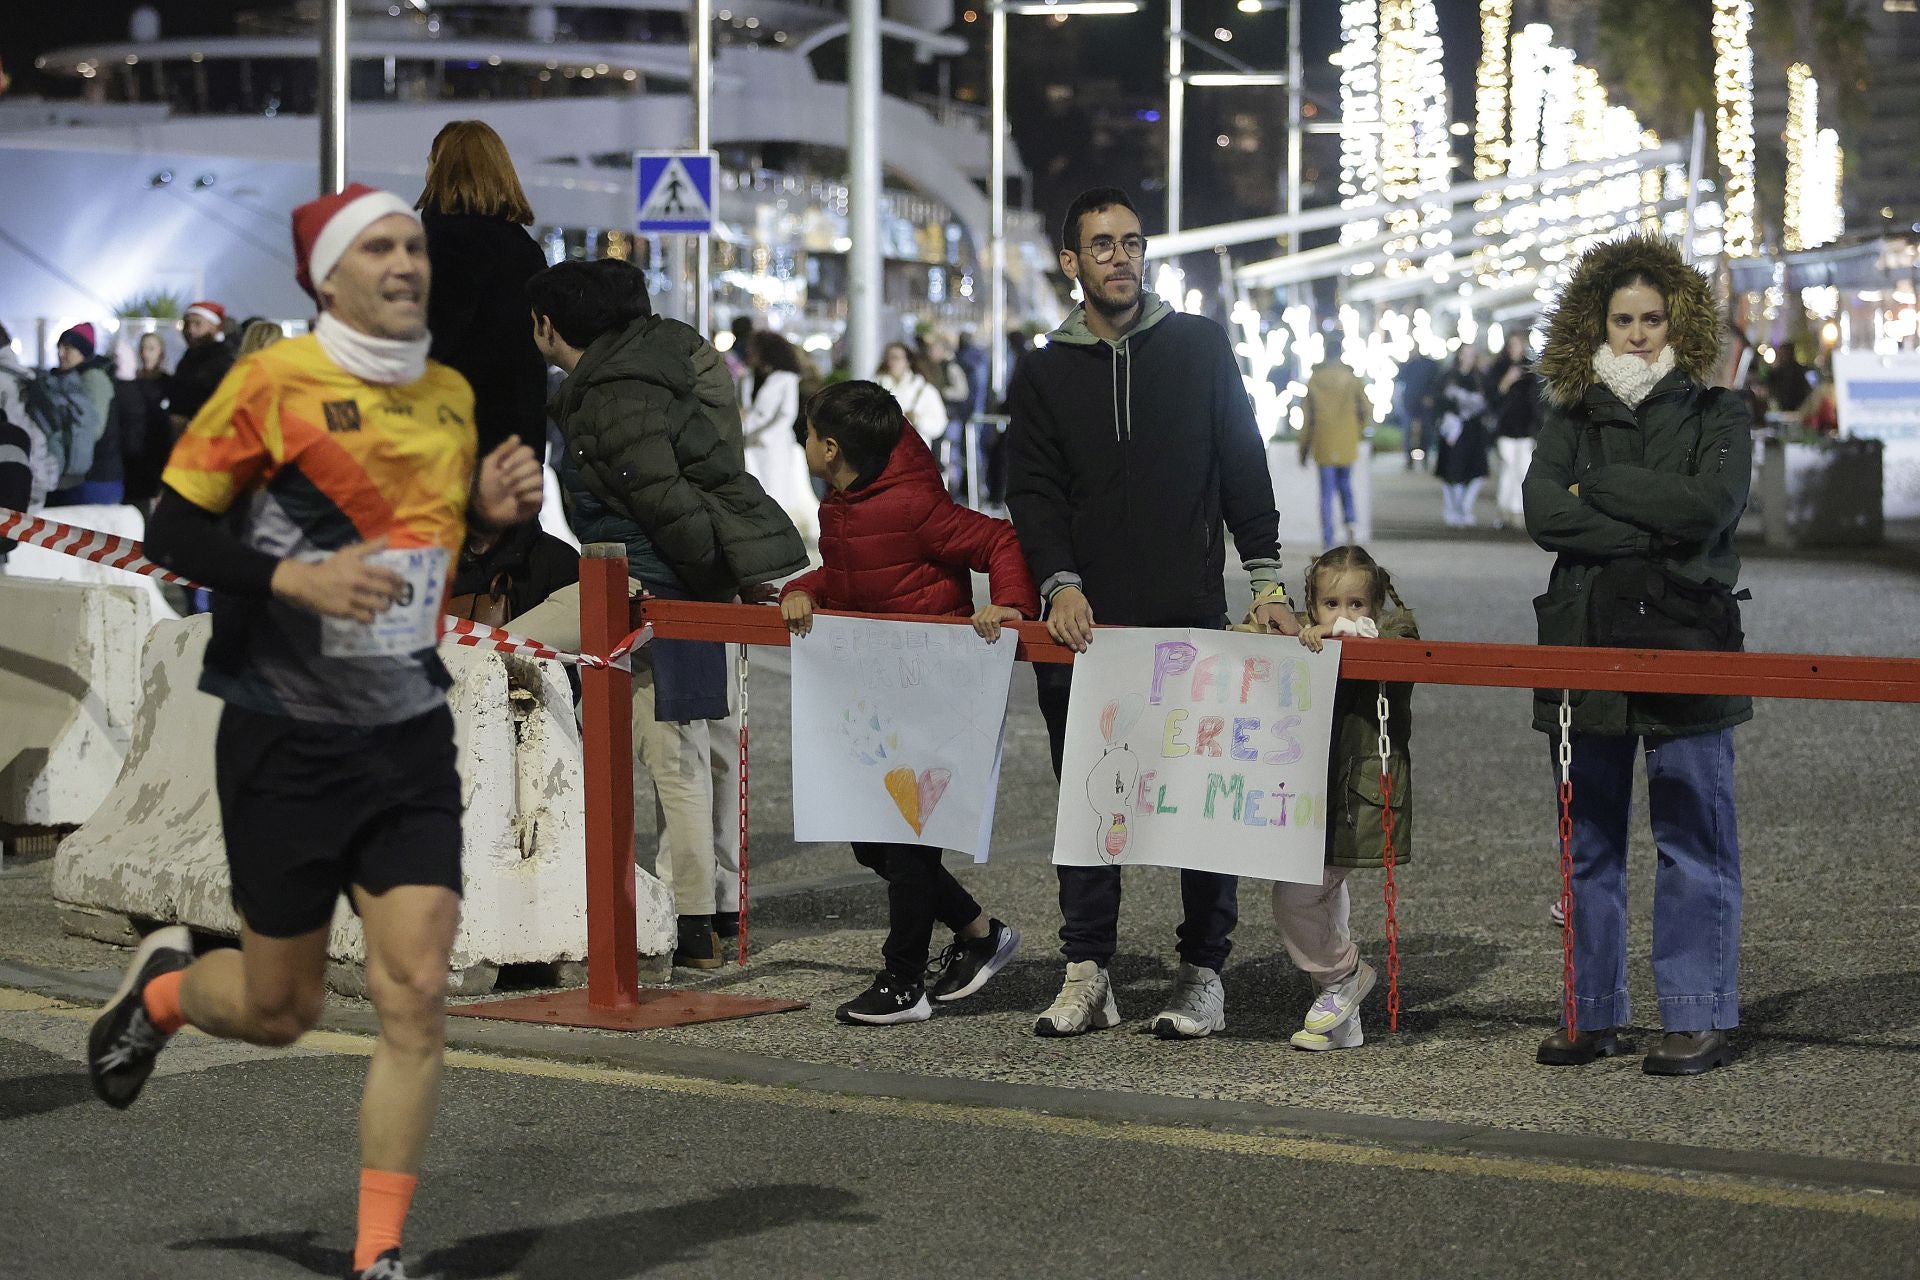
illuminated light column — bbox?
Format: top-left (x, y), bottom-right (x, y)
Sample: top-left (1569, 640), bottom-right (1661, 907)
top-left (1785, 63), bottom-right (1843, 252)
top-left (1335, 0), bottom-right (1382, 246)
top-left (1812, 127), bottom-right (1844, 248)
top-left (1473, 0), bottom-right (1512, 180)
top-left (1376, 0), bottom-right (1450, 269)
top-left (1712, 0), bottom-right (1756, 257)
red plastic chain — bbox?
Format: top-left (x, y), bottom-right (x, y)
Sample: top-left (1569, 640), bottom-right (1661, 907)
top-left (1557, 692), bottom-right (1577, 1033)
top-left (737, 645), bottom-right (751, 967)
top-left (1378, 766), bottom-right (1401, 1032)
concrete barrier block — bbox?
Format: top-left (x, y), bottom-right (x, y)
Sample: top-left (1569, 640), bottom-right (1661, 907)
top-left (53, 615), bottom-right (675, 978)
top-left (0, 577), bottom-right (151, 827)
top-left (0, 502), bottom-right (180, 622)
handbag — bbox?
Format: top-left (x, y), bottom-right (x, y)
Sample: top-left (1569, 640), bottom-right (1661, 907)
top-left (1588, 558), bottom-right (1747, 652)
top-left (446, 571), bottom-right (513, 628)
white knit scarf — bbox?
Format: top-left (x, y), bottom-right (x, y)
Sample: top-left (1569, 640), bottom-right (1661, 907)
top-left (1591, 343), bottom-right (1675, 408)
top-left (314, 311), bottom-right (430, 385)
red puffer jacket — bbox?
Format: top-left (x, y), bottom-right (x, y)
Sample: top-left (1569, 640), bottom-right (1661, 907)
top-left (782, 427), bottom-right (1040, 619)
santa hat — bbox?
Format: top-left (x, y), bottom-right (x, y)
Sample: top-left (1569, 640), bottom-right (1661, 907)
top-left (185, 301), bottom-right (226, 327)
top-left (290, 183), bottom-right (420, 300)
top-left (56, 323), bottom-right (96, 359)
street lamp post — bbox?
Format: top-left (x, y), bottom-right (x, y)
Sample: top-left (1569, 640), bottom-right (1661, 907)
top-left (849, 0), bottom-right (882, 381)
top-left (691, 0), bottom-right (713, 335)
top-left (988, 0), bottom-right (1143, 400)
top-left (319, 0), bottom-right (348, 194)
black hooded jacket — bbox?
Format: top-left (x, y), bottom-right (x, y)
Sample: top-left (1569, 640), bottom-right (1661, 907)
top-left (1005, 294), bottom-right (1282, 627)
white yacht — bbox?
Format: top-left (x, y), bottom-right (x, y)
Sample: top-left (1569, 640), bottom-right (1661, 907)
top-left (0, 0), bottom-right (1060, 358)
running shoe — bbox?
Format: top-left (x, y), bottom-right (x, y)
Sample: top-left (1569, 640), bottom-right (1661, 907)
top-left (1034, 960), bottom-right (1121, 1037)
top-left (87, 925), bottom-right (193, 1110)
top-left (835, 971), bottom-right (932, 1025)
top-left (1151, 963), bottom-right (1227, 1040)
top-left (927, 918), bottom-right (1020, 1003)
top-left (1549, 898), bottom-right (1566, 928)
top-left (1301, 960), bottom-right (1376, 1035)
top-left (350, 1249), bottom-right (410, 1279)
top-left (1290, 1015), bottom-right (1365, 1052)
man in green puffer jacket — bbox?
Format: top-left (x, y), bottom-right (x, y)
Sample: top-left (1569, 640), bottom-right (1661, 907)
top-left (518, 258), bottom-right (806, 970)
top-left (1523, 232), bottom-right (1752, 1078)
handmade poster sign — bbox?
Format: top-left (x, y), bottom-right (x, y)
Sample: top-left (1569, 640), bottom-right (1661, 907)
top-left (1052, 628), bottom-right (1342, 883)
top-left (791, 615), bottom-right (1018, 860)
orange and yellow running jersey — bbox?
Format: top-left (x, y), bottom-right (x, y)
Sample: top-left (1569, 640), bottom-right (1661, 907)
top-left (163, 334), bottom-right (477, 724)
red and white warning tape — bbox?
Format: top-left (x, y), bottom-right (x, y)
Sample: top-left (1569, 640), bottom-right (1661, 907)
top-left (0, 506), bottom-right (648, 670)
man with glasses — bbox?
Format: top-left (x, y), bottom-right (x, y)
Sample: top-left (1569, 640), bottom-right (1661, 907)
top-left (1006, 185), bottom-right (1298, 1040)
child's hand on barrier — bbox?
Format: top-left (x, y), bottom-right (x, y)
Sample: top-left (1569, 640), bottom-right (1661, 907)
top-left (739, 581), bottom-right (780, 605)
top-left (971, 604), bottom-right (1023, 643)
top-left (1298, 622), bottom-right (1331, 654)
top-left (781, 590), bottom-right (815, 637)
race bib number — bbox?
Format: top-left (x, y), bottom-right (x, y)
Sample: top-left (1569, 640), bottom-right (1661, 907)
top-left (320, 546), bottom-right (450, 658)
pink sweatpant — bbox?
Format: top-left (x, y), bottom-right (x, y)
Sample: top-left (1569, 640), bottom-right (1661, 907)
top-left (1271, 866), bottom-right (1358, 988)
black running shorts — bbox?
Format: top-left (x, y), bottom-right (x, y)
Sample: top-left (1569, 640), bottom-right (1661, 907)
top-left (214, 703), bottom-right (464, 939)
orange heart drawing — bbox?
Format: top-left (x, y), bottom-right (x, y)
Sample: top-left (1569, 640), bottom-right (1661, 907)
top-left (884, 766), bottom-right (952, 836)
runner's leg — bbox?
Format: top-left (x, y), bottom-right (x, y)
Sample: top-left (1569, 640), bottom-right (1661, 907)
top-left (178, 926), bottom-right (331, 1046)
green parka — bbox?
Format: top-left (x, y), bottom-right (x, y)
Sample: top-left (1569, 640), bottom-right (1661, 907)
top-left (1325, 610), bottom-right (1416, 870)
top-left (554, 314), bottom-right (807, 601)
top-left (1523, 234), bottom-right (1754, 738)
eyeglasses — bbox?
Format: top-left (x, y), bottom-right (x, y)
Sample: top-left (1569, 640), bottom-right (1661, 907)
top-left (1077, 234), bottom-right (1148, 264)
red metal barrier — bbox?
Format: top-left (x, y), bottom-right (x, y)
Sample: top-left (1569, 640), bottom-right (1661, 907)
top-left (545, 594), bottom-right (1920, 1021)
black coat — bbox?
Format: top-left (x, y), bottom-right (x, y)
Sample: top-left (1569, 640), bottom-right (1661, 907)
top-left (117, 374), bottom-right (171, 506)
top-left (451, 519), bottom-right (581, 620)
top-left (166, 340), bottom-right (234, 430)
top-left (1490, 354), bottom-right (1541, 440)
top-left (1433, 365), bottom-right (1492, 484)
top-left (423, 208), bottom-right (551, 462)
top-left (1005, 302), bottom-right (1280, 627)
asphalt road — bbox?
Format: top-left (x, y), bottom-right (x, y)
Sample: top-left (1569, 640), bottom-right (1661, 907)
top-left (4, 996), bottom-right (1916, 1280)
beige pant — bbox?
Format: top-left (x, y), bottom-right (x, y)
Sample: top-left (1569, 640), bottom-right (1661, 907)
top-left (1271, 866), bottom-right (1357, 987)
top-left (512, 582), bottom-right (722, 917)
top-left (660, 644), bottom-right (744, 914)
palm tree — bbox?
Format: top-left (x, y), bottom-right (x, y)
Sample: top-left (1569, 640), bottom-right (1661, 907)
top-left (1593, 0), bottom-right (1870, 250)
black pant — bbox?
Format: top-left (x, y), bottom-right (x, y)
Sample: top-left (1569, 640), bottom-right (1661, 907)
top-left (851, 841), bottom-right (983, 980)
top-left (1035, 661), bottom-right (1239, 973)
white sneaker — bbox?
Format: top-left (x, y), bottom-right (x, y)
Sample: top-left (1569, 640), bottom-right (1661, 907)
top-left (1151, 962), bottom-right (1226, 1040)
top-left (1302, 960), bottom-right (1376, 1035)
top-left (1291, 1015), bottom-right (1364, 1052)
top-left (1034, 960), bottom-right (1121, 1037)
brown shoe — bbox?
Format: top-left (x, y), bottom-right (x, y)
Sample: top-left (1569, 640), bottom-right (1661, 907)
top-left (1643, 1030), bottom-right (1734, 1076)
top-left (673, 916), bottom-right (724, 970)
top-left (1536, 1026), bottom-right (1622, 1065)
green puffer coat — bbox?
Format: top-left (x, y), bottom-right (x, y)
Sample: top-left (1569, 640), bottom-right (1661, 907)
top-left (1523, 234), bottom-right (1755, 738)
top-left (553, 314), bottom-right (807, 600)
top-left (1323, 610), bottom-right (1417, 871)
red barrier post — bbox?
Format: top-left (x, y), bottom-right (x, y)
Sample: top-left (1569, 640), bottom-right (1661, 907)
top-left (579, 543), bottom-right (639, 1008)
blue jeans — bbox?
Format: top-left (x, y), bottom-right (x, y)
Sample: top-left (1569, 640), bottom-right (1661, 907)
top-left (1558, 729), bottom-right (1742, 1032)
top-left (1317, 464), bottom-right (1355, 546)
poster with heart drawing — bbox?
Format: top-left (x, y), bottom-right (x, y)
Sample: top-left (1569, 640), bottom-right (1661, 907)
top-left (790, 614), bottom-right (1018, 860)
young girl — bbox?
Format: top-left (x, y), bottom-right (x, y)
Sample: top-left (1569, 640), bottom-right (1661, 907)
top-left (1278, 545), bottom-right (1416, 1050)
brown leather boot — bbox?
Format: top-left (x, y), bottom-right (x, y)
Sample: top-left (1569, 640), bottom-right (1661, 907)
top-left (1536, 1026), bottom-right (1622, 1065)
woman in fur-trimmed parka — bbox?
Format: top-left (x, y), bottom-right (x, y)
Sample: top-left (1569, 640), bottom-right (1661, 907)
top-left (1523, 233), bottom-right (1751, 1078)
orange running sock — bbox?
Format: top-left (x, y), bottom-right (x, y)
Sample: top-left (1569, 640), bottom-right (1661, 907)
top-left (353, 1169), bottom-right (418, 1272)
top-left (141, 970), bottom-right (187, 1035)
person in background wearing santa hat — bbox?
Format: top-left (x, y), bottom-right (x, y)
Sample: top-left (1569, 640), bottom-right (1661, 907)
top-left (88, 184), bottom-right (544, 1280)
top-left (43, 321), bottom-right (123, 507)
top-left (165, 299), bottom-right (235, 439)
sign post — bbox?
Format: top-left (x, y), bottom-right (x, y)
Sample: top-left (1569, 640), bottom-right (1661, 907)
top-left (634, 150), bottom-right (717, 325)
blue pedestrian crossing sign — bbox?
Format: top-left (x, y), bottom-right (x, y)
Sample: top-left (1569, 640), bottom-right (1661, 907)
top-left (634, 151), bottom-right (716, 235)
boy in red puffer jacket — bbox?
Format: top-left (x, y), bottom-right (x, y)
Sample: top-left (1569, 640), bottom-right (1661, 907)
top-left (782, 379), bottom-right (1041, 1026)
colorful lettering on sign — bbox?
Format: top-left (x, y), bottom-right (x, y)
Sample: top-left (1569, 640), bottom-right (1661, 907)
top-left (1149, 640), bottom-right (1199, 705)
top-left (1203, 772), bottom-right (1246, 821)
top-left (1162, 709), bottom-right (1191, 758)
top-left (1193, 716), bottom-right (1225, 758)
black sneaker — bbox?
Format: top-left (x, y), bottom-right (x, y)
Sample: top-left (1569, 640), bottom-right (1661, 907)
top-left (87, 924), bottom-right (193, 1110)
top-left (712, 910), bottom-right (741, 940)
top-left (927, 919), bottom-right (1021, 1003)
top-left (834, 971), bottom-right (931, 1026)
top-left (349, 1249), bottom-right (410, 1279)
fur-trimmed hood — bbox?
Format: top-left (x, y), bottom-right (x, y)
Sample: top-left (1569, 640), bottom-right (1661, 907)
top-left (1536, 234), bottom-right (1724, 409)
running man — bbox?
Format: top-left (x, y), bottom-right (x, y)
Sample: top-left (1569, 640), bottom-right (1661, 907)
top-left (85, 183), bottom-right (544, 1280)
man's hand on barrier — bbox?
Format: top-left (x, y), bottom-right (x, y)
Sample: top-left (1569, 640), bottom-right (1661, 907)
top-left (1047, 586), bottom-right (1096, 653)
top-left (1253, 599), bottom-right (1303, 636)
top-left (781, 590), bottom-right (815, 637)
top-left (1297, 621), bottom-right (1331, 653)
top-left (473, 440), bottom-right (545, 530)
top-left (273, 538), bottom-right (406, 623)
top-left (972, 604), bottom-right (1023, 643)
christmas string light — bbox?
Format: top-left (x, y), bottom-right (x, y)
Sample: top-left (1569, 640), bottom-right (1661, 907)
top-left (1335, 0), bottom-right (1383, 246)
top-left (1712, 0), bottom-right (1757, 257)
top-left (1473, 0), bottom-right (1512, 181)
top-left (1785, 63), bottom-right (1843, 251)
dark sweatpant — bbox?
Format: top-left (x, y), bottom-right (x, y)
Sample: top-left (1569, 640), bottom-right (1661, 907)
top-left (851, 841), bottom-right (983, 980)
top-left (1034, 662), bottom-right (1239, 973)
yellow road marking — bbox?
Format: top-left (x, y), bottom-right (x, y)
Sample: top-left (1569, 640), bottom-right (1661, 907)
top-left (10, 991), bottom-right (1916, 1221)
